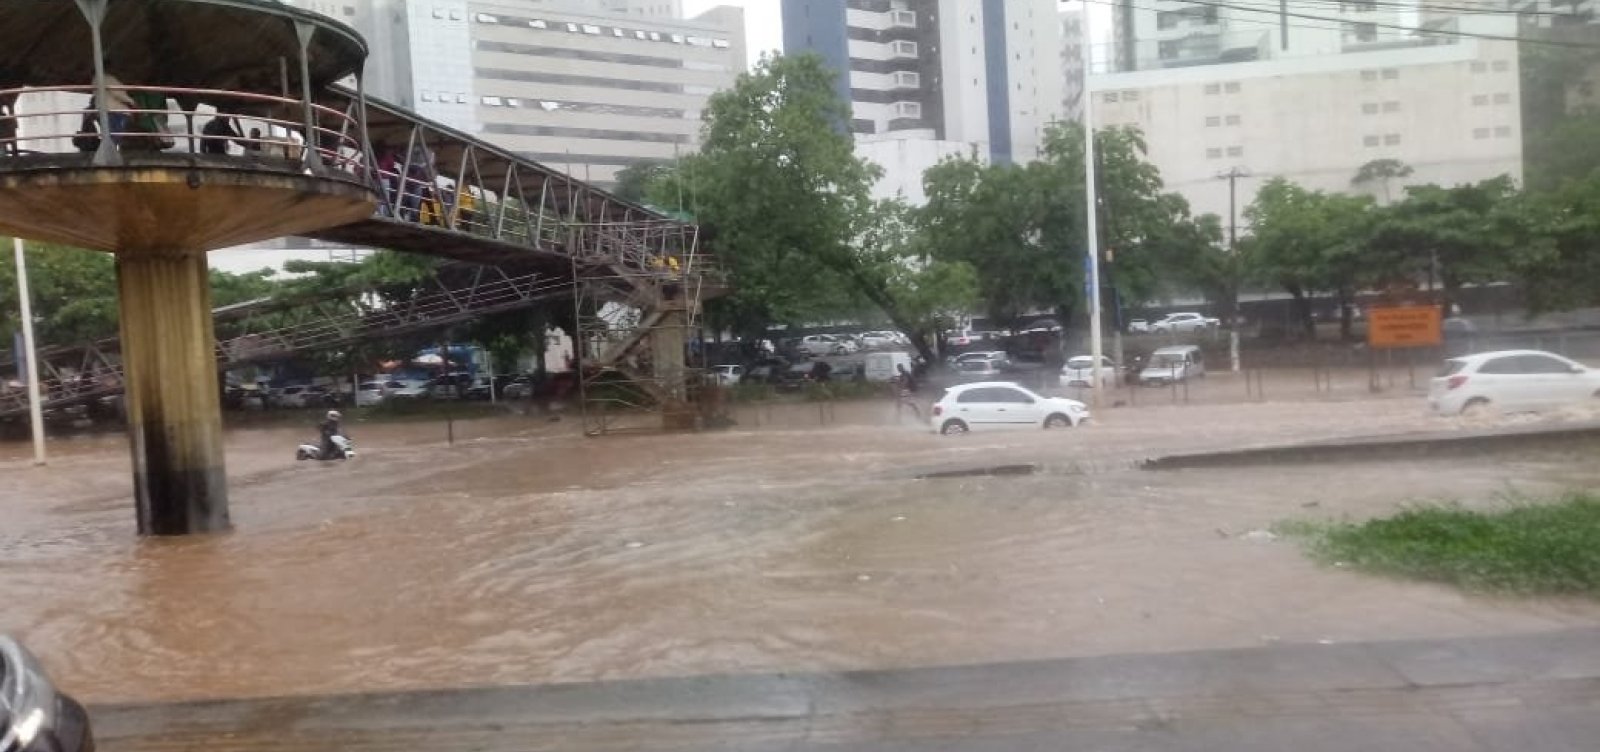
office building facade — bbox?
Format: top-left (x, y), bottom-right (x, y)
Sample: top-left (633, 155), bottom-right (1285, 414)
top-left (1092, 15), bottom-right (1523, 225)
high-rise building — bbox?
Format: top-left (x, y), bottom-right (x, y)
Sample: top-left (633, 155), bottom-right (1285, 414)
top-left (280, 0), bottom-right (746, 190)
top-left (1091, 15), bottom-right (1523, 225)
top-left (783, 0), bottom-right (1064, 202)
top-left (1111, 0), bottom-right (1411, 73)
top-left (1059, 8), bottom-right (1084, 122)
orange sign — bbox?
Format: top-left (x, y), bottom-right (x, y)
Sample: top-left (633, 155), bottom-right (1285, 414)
top-left (1368, 305), bottom-right (1442, 348)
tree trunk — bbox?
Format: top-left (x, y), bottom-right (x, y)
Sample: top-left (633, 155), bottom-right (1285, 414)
top-left (1338, 287), bottom-right (1355, 342)
top-left (842, 270), bottom-right (938, 366)
top-left (1286, 283), bottom-right (1316, 340)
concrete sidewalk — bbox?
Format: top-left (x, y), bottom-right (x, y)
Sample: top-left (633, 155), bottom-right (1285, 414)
top-left (91, 628), bottom-right (1600, 751)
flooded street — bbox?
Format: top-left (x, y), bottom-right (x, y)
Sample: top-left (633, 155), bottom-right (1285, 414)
top-left (2, 397), bottom-right (1599, 704)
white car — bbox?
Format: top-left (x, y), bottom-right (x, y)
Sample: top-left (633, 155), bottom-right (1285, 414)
top-left (385, 379), bottom-right (433, 400)
top-left (930, 382), bottom-right (1090, 435)
top-left (860, 331), bottom-right (900, 349)
top-left (1128, 319), bottom-right (1151, 334)
top-left (709, 364), bottom-right (744, 385)
top-left (798, 334), bottom-right (852, 357)
top-left (1062, 355), bottom-right (1119, 388)
top-left (355, 380), bottom-right (386, 407)
top-left (1429, 350), bottom-right (1600, 416)
top-left (1150, 312), bottom-right (1220, 333)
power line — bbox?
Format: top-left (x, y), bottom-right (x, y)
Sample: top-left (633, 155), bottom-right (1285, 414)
top-left (1232, 0), bottom-right (1586, 19)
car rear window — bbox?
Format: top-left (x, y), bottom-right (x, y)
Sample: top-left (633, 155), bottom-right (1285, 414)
top-left (1436, 360), bottom-right (1467, 377)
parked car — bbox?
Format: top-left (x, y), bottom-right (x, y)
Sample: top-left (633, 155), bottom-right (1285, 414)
top-left (1062, 354), bottom-right (1120, 388)
top-left (776, 363), bottom-right (816, 392)
top-left (464, 377), bottom-right (495, 400)
top-left (930, 382), bottom-right (1090, 435)
top-left (0, 636), bottom-right (95, 752)
top-left (945, 330), bottom-right (977, 348)
top-left (798, 334), bottom-right (854, 357)
top-left (502, 375), bottom-right (535, 399)
top-left (864, 351), bottom-right (915, 382)
top-left (947, 350), bottom-right (1007, 367)
top-left (954, 357), bottom-right (1008, 380)
top-left (860, 331), bottom-right (900, 349)
top-left (1139, 345), bottom-right (1207, 385)
top-left (709, 364), bottom-right (744, 386)
top-left (269, 384), bottom-right (308, 408)
top-left (1429, 349), bottom-right (1600, 416)
top-left (1127, 318), bottom-right (1151, 334)
top-left (385, 379), bottom-right (433, 400)
top-left (355, 380), bottom-right (386, 407)
top-left (1150, 312), bottom-right (1220, 333)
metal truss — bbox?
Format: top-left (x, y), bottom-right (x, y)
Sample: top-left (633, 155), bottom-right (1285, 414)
top-left (572, 249), bottom-right (716, 436)
top-left (0, 264), bottom-right (570, 419)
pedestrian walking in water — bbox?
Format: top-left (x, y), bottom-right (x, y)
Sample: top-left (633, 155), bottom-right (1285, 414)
top-left (895, 363), bottom-right (920, 421)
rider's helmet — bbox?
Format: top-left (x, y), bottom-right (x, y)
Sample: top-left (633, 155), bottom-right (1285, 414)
top-left (327, 410), bottom-right (342, 421)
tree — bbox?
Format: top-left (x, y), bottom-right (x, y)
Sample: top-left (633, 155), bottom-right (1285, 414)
top-left (918, 122), bottom-right (1222, 332)
top-left (1242, 179), bottom-right (1377, 340)
top-left (1351, 158), bottom-right (1413, 204)
top-left (612, 160), bottom-right (672, 204)
top-left (647, 53), bottom-right (945, 360)
top-left (1367, 177), bottom-right (1520, 313)
top-left (855, 199), bottom-right (978, 348)
top-left (1504, 171), bottom-right (1600, 314)
top-left (1524, 113), bottom-right (1600, 193)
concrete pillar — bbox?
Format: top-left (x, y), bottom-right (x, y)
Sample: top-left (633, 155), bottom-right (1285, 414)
top-left (116, 250), bottom-right (230, 535)
top-left (650, 286), bottom-right (693, 431)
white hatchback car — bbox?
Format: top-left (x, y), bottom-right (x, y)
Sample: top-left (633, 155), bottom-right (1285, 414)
top-left (1062, 354), bottom-right (1119, 388)
top-left (1429, 350), bottom-right (1600, 416)
top-left (930, 382), bottom-right (1090, 435)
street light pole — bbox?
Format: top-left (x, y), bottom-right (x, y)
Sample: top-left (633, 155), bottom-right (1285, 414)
top-left (1082, 8), bottom-right (1104, 410)
top-left (1217, 166), bottom-right (1249, 373)
top-left (13, 237), bottom-right (45, 465)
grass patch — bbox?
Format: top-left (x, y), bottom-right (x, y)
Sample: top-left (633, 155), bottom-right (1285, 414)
top-left (1283, 493), bottom-right (1600, 596)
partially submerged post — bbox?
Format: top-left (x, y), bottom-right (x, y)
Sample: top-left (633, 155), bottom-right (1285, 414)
top-left (0, 0), bottom-right (376, 534)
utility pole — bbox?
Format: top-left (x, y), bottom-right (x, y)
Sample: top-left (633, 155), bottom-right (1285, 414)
top-left (1217, 167), bottom-right (1249, 373)
top-left (1082, 9), bottom-right (1105, 410)
top-left (13, 237), bottom-right (44, 465)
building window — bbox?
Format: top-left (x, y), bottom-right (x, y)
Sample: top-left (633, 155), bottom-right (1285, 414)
top-left (1472, 94), bottom-right (1488, 106)
top-left (481, 96), bottom-right (503, 106)
top-left (1205, 115), bottom-right (1220, 127)
top-left (1495, 126), bottom-right (1512, 137)
top-left (1204, 83), bottom-right (1221, 95)
top-left (420, 91), bottom-right (434, 102)
top-left (894, 101), bottom-right (922, 118)
top-left (893, 71), bottom-right (921, 88)
top-left (456, 93), bottom-right (468, 103)
top-left (1493, 92), bottom-right (1511, 104)
top-left (475, 13), bottom-right (498, 23)
top-left (529, 19), bottom-right (547, 28)
top-left (1103, 92), bottom-right (1119, 103)
top-left (565, 22), bottom-right (578, 32)
top-left (1125, 90), bottom-right (1140, 101)
top-left (1471, 61), bottom-right (1487, 73)
top-left (1382, 100), bottom-right (1400, 112)
top-left (1206, 147), bottom-right (1222, 159)
top-left (713, 38), bottom-right (730, 48)
top-left (449, 9), bottom-right (460, 20)
top-left (1227, 145), bottom-right (1243, 157)
top-left (1361, 69), bottom-right (1378, 81)
top-left (1224, 81), bottom-right (1241, 93)
top-left (892, 40), bottom-right (918, 56)
top-left (1343, 22), bottom-right (1378, 42)
top-left (613, 28), bottom-right (624, 37)
top-left (1492, 60), bottom-right (1510, 72)
top-left (1381, 68), bottom-right (1399, 79)
top-left (1340, 0), bottom-right (1376, 11)
top-left (648, 32), bottom-right (661, 40)
top-left (891, 9), bottom-right (916, 27)
top-left (670, 33), bottom-right (685, 43)
top-left (633, 30), bottom-right (647, 39)
top-left (1362, 102), bottom-right (1380, 114)
top-left (432, 7), bottom-right (444, 19)
top-left (1364, 135), bottom-right (1380, 146)
top-left (1383, 133), bottom-right (1400, 145)
top-left (1473, 127), bottom-right (1490, 139)
top-left (1225, 114), bottom-right (1240, 125)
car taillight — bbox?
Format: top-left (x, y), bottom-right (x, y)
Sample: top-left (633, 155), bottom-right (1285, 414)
top-left (932, 405), bottom-right (943, 417)
top-left (1446, 375), bottom-right (1468, 390)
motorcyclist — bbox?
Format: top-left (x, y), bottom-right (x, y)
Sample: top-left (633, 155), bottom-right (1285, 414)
top-left (319, 410), bottom-right (346, 458)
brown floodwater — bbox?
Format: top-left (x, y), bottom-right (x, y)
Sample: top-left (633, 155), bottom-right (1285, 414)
top-left (0, 397), bottom-right (1598, 704)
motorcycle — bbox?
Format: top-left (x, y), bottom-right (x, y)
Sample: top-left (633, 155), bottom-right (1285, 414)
top-left (0, 636), bottom-right (96, 752)
top-left (296, 434), bottom-right (355, 461)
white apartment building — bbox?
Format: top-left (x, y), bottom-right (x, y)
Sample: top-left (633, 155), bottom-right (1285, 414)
top-left (467, 0), bottom-right (745, 187)
top-left (1060, 8), bottom-right (1084, 122)
top-left (1091, 15), bottom-right (1523, 226)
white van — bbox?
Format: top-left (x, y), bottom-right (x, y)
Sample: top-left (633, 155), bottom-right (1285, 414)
top-left (864, 351), bottom-right (914, 382)
top-left (1139, 345), bottom-right (1205, 386)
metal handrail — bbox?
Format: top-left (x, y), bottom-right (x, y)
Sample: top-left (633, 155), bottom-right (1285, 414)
top-left (0, 85), bottom-right (362, 172)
